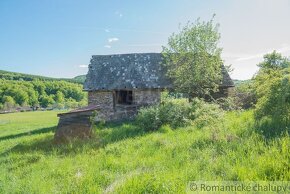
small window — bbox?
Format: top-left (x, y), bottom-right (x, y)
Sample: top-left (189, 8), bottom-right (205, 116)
top-left (115, 90), bottom-right (133, 105)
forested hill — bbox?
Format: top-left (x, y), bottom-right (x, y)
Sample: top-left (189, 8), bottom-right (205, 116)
top-left (0, 70), bottom-right (87, 111)
top-left (0, 70), bottom-right (85, 84)
top-left (72, 75), bottom-right (86, 83)
top-left (233, 79), bottom-right (251, 87)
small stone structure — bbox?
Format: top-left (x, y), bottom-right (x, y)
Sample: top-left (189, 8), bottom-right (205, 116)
top-left (54, 105), bottom-right (99, 143)
top-left (55, 53), bottom-right (234, 142)
top-left (83, 53), bottom-right (234, 121)
top-left (83, 53), bottom-right (172, 121)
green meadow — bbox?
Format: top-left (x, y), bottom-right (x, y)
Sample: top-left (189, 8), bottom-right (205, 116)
top-left (0, 111), bottom-right (62, 138)
top-left (0, 110), bottom-right (288, 193)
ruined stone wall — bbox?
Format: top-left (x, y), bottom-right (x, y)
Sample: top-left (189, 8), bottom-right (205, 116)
top-left (88, 91), bottom-right (114, 120)
top-left (133, 89), bottom-right (161, 106)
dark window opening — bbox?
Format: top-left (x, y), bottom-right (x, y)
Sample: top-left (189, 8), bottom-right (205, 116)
top-left (115, 90), bottom-right (133, 105)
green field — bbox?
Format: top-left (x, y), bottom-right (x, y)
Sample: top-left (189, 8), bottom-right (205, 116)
top-left (0, 111), bottom-right (63, 138)
top-left (0, 111), bottom-right (289, 193)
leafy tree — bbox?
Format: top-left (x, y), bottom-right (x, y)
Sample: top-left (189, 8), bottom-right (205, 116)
top-left (255, 69), bottom-right (290, 125)
top-left (65, 98), bottom-right (79, 109)
top-left (254, 51), bottom-right (290, 127)
top-left (258, 50), bottom-right (290, 70)
top-left (55, 91), bottom-right (65, 103)
top-left (3, 96), bottom-right (15, 104)
top-left (33, 81), bottom-right (46, 96)
top-left (2, 96), bottom-right (16, 111)
top-left (162, 16), bottom-right (223, 99)
top-left (14, 90), bottom-right (29, 106)
top-left (39, 95), bottom-right (55, 108)
top-left (27, 89), bottom-right (39, 107)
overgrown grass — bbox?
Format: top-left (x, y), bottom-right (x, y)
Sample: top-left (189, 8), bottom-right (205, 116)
top-left (0, 110), bottom-right (289, 193)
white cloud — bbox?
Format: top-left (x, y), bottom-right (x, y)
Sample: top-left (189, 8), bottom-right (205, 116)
top-left (222, 45), bottom-right (290, 80)
top-left (234, 45), bottom-right (290, 62)
top-left (105, 29), bottom-right (110, 33)
top-left (108, 37), bottom-right (119, 43)
top-left (104, 45), bottom-right (111, 48)
top-left (235, 53), bottom-right (264, 62)
top-left (79, 65), bottom-right (88, 68)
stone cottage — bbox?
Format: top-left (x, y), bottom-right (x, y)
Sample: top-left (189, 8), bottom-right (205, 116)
top-left (83, 53), bottom-right (234, 120)
top-left (83, 53), bottom-right (171, 121)
top-left (55, 53), bottom-right (234, 142)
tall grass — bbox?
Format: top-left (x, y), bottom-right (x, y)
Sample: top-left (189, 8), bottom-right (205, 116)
top-left (0, 110), bottom-right (289, 193)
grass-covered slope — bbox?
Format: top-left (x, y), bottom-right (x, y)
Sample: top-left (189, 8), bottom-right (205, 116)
top-left (233, 79), bottom-right (251, 87)
top-left (0, 111), bottom-right (289, 193)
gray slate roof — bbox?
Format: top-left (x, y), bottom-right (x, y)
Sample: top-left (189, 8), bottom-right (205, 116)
top-left (84, 53), bottom-right (234, 91)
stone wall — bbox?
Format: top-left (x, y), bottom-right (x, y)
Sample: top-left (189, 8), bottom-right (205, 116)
top-left (88, 91), bottom-right (113, 107)
top-left (133, 89), bottom-right (161, 106)
top-left (88, 89), bottom-right (162, 121)
top-left (88, 91), bottom-right (115, 120)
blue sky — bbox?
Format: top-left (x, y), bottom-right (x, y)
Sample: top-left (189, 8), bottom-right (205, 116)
top-left (0, 0), bottom-right (290, 80)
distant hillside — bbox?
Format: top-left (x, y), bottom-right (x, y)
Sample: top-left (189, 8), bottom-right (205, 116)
top-left (0, 70), bottom-right (88, 111)
top-left (0, 70), bottom-right (83, 83)
top-left (72, 75), bottom-right (86, 83)
top-left (233, 79), bottom-right (251, 86)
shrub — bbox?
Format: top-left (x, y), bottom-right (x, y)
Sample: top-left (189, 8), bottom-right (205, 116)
top-left (216, 97), bottom-right (241, 111)
top-left (234, 80), bottom-right (257, 109)
top-left (253, 52), bottom-right (290, 131)
top-left (255, 70), bottom-right (290, 128)
top-left (136, 105), bottom-right (164, 131)
top-left (136, 98), bottom-right (191, 131)
top-left (159, 98), bottom-right (192, 128)
top-left (158, 125), bottom-right (173, 133)
top-left (190, 98), bottom-right (224, 128)
top-left (136, 98), bottom-right (224, 131)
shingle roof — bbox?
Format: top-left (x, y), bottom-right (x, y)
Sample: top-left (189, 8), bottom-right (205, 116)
top-left (83, 53), bottom-right (234, 91)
